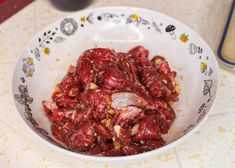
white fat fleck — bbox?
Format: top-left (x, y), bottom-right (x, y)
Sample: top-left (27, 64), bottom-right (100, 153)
top-left (131, 123), bottom-right (140, 136)
top-left (111, 92), bottom-right (147, 109)
top-left (89, 83), bottom-right (98, 89)
top-left (114, 125), bottom-right (121, 138)
top-left (162, 79), bottom-right (168, 84)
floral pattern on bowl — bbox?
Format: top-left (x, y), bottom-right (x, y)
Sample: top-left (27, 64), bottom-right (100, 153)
top-left (12, 7), bottom-right (219, 161)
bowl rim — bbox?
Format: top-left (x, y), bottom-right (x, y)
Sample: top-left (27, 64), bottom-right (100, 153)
top-left (10, 6), bottom-right (221, 162)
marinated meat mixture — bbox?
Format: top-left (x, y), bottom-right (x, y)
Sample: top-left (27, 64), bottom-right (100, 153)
top-left (43, 46), bottom-right (179, 156)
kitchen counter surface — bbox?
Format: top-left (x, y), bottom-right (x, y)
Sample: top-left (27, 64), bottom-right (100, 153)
top-left (0, 0), bottom-right (234, 167)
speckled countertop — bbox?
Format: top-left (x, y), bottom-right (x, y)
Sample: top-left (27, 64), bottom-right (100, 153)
top-left (0, 0), bottom-right (235, 168)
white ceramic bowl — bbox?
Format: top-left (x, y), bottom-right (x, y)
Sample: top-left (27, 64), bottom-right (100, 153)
top-left (11, 7), bottom-right (220, 162)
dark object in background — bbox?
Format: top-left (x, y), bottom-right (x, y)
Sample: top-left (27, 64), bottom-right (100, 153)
top-left (217, 0), bottom-right (235, 69)
top-left (0, 0), bottom-right (34, 24)
top-left (49, 0), bottom-right (93, 11)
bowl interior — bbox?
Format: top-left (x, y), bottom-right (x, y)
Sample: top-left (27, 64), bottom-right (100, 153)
top-left (12, 7), bottom-right (219, 156)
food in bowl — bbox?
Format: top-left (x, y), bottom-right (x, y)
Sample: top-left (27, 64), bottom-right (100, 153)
top-left (12, 6), bottom-right (219, 161)
top-left (42, 46), bottom-right (179, 156)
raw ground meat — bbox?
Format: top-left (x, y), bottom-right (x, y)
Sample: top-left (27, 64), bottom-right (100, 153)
top-left (43, 46), bottom-right (179, 156)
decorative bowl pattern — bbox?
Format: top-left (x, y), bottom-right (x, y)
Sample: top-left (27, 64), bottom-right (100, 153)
top-left (11, 7), bottom-right (219, 161)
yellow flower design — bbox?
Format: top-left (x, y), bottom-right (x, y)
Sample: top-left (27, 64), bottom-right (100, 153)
top-left (131, 14), bottom-right (139, 21)
top-left (22, 57), bottom-right (35, 77)
top-left (44, 48), bottom-right (50, 55)
top-left (200, 62), bottom-right (207, 73)
top-left (27, 57), bottom-right (34, 65)
top-left (28, 71), bottom-right (33, 77)
top-left (80, 17), bottom-right (86, 22)
top-left (180, 33), bottom-right (189, 43)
